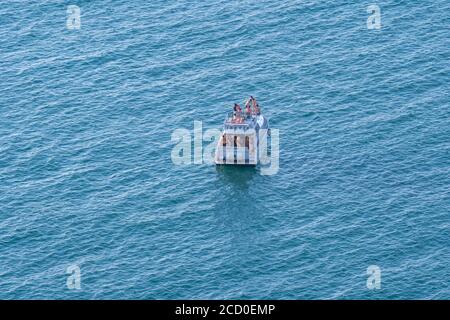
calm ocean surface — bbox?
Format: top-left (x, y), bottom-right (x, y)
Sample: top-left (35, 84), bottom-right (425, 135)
top-left (0, 0), bottom-right (449, 299)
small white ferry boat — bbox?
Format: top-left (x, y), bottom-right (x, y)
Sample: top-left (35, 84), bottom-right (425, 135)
top-left (215, 97), bottom-right (270, 166)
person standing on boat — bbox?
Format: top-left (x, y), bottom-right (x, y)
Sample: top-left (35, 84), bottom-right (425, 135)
top-left (251, 97), bottom-right (261, 115)
top-left (245, 98), bottom-right (252, 118)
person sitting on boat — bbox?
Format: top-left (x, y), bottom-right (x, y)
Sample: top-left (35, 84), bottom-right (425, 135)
top-left (232, 104), bottom-right (238, 122)
top-left (233, 103), bottom-right (243, 123)
top-left (245, 105), bottom-right (252, 118)
top-left (255, 103), bottom-right (261, 115)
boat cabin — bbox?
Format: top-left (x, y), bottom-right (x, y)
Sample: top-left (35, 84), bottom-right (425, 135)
top-left (215, 111), bottom-right (269, 165)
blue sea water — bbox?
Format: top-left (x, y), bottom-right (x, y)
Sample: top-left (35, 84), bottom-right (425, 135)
top-left (0, 0), bottom-right (449, 299)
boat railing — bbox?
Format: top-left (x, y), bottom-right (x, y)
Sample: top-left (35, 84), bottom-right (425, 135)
top-left (224, 112), bottom-right (257, 127)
